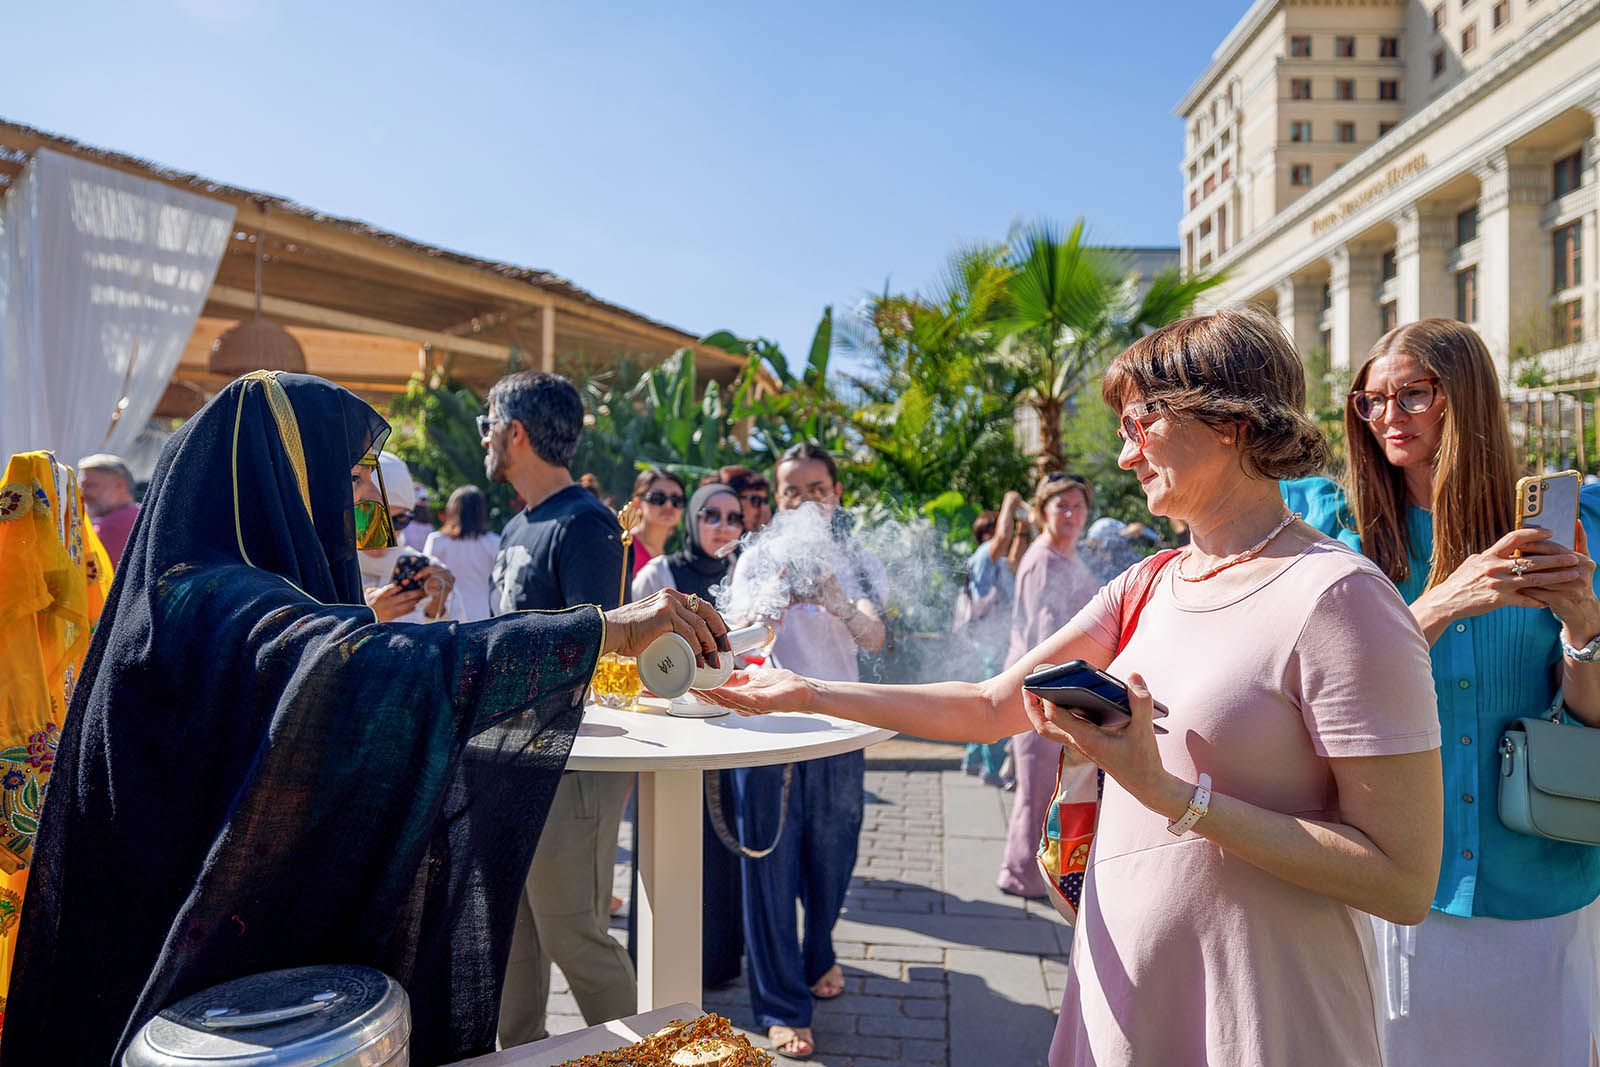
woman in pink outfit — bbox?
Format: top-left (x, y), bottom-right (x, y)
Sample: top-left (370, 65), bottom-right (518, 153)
top-left (705, 306), bottom-right (1444, 1067)
top-left (996, 474), bottom-right (1101, 898)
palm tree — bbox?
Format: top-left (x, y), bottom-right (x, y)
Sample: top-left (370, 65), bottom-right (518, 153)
top-left (992, 219), bottom-right (1225, 474)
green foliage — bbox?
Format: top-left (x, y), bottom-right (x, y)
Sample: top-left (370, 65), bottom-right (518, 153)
top-left (385, 373), bottom-right (518, 528)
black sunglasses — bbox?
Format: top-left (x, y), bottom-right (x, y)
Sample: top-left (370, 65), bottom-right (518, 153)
top-left (699, 507), bottom-right (744, 529)
top-left (390, 511), bottom-right (413, 531)
top-left (643, 491), bottom-right (686, 509)
top-left (739, 492), bottom-right (770, 509)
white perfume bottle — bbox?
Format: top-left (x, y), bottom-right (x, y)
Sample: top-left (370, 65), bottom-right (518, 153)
top-left (636, 623), bottom-right (773, 701)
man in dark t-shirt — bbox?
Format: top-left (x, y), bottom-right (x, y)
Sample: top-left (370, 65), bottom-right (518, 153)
top-left (492, 485), bottom-right (623, 615)
top-left (481, 371), bottom-right (634, 1047)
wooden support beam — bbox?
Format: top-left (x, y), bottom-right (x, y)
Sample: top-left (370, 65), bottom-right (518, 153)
top-left (542, 302), bottom-right (556, 374)
top-left (208, 284), bottom-right (511, 361)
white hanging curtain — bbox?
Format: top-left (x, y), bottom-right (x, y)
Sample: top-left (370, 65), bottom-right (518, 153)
top-left (0, 148), bottom-right (234, 464)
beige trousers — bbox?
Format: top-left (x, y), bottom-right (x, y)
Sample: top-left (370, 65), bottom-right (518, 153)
top-left (497, 770), bottom-right (636, 1048)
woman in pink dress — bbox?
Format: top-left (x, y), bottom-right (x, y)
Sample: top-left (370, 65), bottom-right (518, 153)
top-left (997, 474), bottom-right (1102, 898)
top-left (705, 306), bottom-right (1444, 1066)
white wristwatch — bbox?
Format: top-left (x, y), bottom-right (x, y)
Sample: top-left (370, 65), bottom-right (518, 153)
top-left (1561, 630), bottom-right (1600, 663)
top-left (1167, 773), bottom-right (1213, 837)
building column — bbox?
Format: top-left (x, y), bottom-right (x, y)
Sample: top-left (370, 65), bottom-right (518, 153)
top-left (1275, 275), bottom-right (1322, 362)
top-left (1329, 245), bottom-right (1381, 374)
top-left (1477, 148), bottom-right (1551, 380)
top-left (1393, 203), bottom-right (1454, 324)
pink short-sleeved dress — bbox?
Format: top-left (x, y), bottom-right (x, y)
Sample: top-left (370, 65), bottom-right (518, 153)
top-left (1050, 538), bottom-right (1441, 1067)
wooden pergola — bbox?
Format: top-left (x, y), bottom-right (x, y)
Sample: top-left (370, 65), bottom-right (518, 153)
top-left (0, 118), bottom-right (761, 415)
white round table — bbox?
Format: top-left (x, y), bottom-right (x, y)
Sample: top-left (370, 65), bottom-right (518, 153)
top-left (568, 698), bottom-right (892, 1013)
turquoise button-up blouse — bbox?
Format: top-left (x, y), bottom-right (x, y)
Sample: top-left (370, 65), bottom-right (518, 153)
top-left (1282, 476), bottom-right (1600, 920)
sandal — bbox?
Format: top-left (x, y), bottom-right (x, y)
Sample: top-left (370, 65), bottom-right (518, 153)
top-left (768, 1025), bottom-right (815, 1059)
top-left (809, 964), bottom-right (845, 1000)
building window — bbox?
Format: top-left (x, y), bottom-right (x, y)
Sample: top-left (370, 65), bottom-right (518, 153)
top-left (1456, 205), bottom-right (1479, 246)
top-left (1322, 282), bottom-right (1333, 311)
top-left (1220, 159), bottom-right (1232, 180)
top-left (1199, 218), bottom-right (1213, 238)
top-left (1291, 121), bottom-right (1313, 142)
top-left (1456, 266), bottom-right (1479, 323)
top-left (1381, 249), bottom-right (1398, 280)
top-left (1379, 121), bottom-right (1397, 136)
top-left (1337, 121), bottom-right (1357, 143)
top-left (1554, 151), bottom-right (1584, 198)
top-left (1292, 164), bottom-right (1314, 186)
top-left (1382, 302), bottom-right (1400, 332)
top-left (1380, 36), bottom-right (1400, 57)
top-left (1217, 206), bottom-right (1228, 254)
top-left (1199, 252), bottom-right (1213, 267)
top-left (1291, 35), bottom-right (1312, 57)
top-left (1461, 24), bottom-right (1477, 52)
top-left (1554, 300), bottom-right (1584, 346)
top-left (1336, 79), bottom-right (1356, 100)
top-left (1492, 0), bottom-right (1510, 28)
top-left (1220, 130), bottom-right (1231, 149)
top-left (1379, 79), bottom-right (1399, 100)
top-left (1433, 49), bottom-right (1447, 77)
top-left (1204, 174), bottom-right (1217, 196)
top-left (1433, 4), bottom-right (1446, 30)
top-left (1336, 36), bottom-right (1356, 58)
top-left (1189, 189), bottom-right (1199, 209)
top-left (1554, 222), bottom-right (1582, 291)
top-left (1291, 78), bottom-right (1313, 100)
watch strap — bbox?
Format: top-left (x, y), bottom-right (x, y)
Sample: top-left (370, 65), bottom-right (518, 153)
top-left (1167, 772), bottom-right (1213, 837)
top-left (1561, 630), bottom-right (1600, 663)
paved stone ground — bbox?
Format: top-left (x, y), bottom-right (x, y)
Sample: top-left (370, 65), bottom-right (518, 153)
top-left (543, 765), bottom-right (1068, 1066)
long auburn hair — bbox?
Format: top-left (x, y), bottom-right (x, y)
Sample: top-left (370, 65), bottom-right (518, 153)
top-left (1344, 318), bottom-right (1517, 589)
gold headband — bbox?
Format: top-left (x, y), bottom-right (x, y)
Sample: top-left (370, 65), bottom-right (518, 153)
top-left (241, 370), bottom-right (313, 520)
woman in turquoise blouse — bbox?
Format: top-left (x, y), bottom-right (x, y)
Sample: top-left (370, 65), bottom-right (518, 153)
top-left (1286, 318), bottom-right (1600, 1065)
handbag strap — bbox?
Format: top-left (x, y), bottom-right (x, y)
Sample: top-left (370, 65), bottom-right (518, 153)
top-left (1115, 549), bottom-right (1180, 656)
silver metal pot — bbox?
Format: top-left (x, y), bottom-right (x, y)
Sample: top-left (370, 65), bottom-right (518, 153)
top-left (123, 965), bottom-right (410, 1067)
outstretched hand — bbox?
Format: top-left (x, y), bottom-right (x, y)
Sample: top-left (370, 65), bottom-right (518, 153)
top-left (603, 589), bottom-right (730, 667)
top-left (699, 669), bottom-right (817, 715)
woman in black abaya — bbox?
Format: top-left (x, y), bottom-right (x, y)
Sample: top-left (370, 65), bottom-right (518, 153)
top-left (3, 371), bottom-right (727, 1066)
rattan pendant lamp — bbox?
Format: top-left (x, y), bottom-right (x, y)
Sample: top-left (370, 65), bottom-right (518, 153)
top-left (208, 220), bottom-right (307, 377)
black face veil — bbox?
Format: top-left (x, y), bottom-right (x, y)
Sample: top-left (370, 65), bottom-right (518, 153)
top-left (4, 372), bottom-right (603, 1066)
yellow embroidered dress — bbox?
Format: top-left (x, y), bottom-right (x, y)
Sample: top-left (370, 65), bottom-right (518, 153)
top-left (0, 453), bottom-right (112, 1029)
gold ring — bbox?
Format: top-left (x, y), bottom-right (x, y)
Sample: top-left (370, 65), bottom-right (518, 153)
top-left (687, 594), bottom-right (700, 612)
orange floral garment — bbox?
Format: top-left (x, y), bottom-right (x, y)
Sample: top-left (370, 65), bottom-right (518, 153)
top-left (0, 453), bottom-right (113, 1032)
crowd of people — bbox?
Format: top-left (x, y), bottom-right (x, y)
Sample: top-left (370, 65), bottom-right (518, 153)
top-left (1, 307), bottom-right (1597, 1065)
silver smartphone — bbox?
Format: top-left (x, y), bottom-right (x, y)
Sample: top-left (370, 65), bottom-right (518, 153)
top-left (1517, 470), bottom-right (1581, 550)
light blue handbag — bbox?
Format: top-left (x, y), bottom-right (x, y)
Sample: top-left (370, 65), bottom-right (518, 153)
top-left (1498, 693), bottom-right (1600, 846)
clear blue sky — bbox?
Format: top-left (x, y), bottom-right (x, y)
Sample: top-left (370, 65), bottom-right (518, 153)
top-left (9, 0), bottom-right (1246, 375)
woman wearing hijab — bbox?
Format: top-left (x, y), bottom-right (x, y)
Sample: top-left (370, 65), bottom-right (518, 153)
top-left (4, 371), bottom-right (729, 1066)
top-left (632, 483), bottom-right (747, 988)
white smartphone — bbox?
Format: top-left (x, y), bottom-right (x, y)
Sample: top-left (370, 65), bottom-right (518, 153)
top-left (1516, 470), bottom-right (1581, 550)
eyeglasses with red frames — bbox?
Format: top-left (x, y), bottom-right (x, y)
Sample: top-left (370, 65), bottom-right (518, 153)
top-left (1116, 401), bottom-right (1166, 448)
top-left (1348, 376), bottom-right (1441, 422)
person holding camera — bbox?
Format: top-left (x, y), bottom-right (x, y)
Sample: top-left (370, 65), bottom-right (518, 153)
top-left (357, 451), bottom-right (461, 623)
top-left (1286, 319), bottom-right (1600, 1065)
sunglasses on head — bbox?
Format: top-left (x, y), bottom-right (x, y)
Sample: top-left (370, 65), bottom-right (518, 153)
top-left (699, 507), bottom-right (744, 529)
top-left (643, 490), bottom-right (686, 509)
